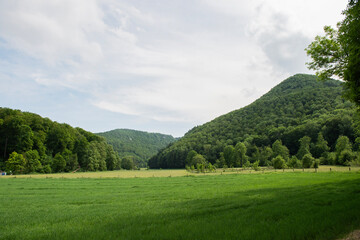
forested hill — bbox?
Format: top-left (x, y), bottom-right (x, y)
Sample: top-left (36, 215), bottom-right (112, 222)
top-left (96, 129), bottom-right (176, 167)
top-left (148, 74), bottom-right (357, 169)
top-left (0, 108), bottom-right (120, 173)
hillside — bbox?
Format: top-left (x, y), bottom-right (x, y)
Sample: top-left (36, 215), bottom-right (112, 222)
top-left (97, 129), bottom-right (176, 167)
top-left (0, 108), bottom-right (120, 173)
top-left (148, 74), bottom-right (357, 168)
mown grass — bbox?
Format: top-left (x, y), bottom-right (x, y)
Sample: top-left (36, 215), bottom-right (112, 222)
top-left (1, 172), bottom-right (360, 240)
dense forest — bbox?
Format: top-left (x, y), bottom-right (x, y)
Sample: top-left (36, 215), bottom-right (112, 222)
top-left (97, 129), bottom-right (176, 167)
top-left (0, 108), bottom-right (121, 174)
top-left (149, 74), bottom-right (360, 169)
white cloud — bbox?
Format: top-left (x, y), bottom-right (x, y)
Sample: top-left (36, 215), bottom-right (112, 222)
top-left (0, 0), bottom-right (349, 135)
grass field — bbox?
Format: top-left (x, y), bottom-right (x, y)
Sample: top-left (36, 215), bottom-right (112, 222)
top-left (1, 171), bottom-right (360, 240)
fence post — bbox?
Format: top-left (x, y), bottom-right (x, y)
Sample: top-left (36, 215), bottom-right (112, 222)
top-left (349, 167), bottom-right (351, 171)
top-left (330, 168), bottom-right (331, 172)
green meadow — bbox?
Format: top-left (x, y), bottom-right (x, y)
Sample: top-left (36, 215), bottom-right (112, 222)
top-left (1, 172), bottom-right (360, 240)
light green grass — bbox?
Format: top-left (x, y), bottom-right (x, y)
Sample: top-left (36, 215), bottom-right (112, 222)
top-left (1, 172), bottom-right (360, 240)
top-left (1, 165), bottom-right (358, 179)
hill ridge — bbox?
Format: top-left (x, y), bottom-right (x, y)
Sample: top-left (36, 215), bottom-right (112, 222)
top-left (149, 74), bottom-right (356, 169)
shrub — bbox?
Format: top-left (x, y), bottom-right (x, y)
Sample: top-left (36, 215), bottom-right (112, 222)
top-left (302, 154), bottom-right (314, 168)
top-left (338, 149), bottom-right (354, 166)
top-left (313, 159), bottom-right (320, 168)
top-left (288, 156), bottom-right (302, 168)
top-left (272, 155), bottom-right (286, 169)
top-left (252, 161), bottom-right (260, 171)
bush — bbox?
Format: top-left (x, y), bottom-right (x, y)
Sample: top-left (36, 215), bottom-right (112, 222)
top-left (272, 155), bottom-right (286, 169)
top-left (243, 161), bottom-right (251, 169)
top-left (288, 156), bottom-right (302, 168)
top-left (338, 149), bottom-right (354, 166)
top-left (302, 154), bottom-right (314, 168)
top-left (121, 156), bottom-right (135, 170)
top-left (252, 161), bottom-right (260, 171)
top-left (313, 159), bottom-right (320, 168)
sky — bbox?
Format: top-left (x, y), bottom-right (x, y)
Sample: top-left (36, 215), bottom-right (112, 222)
top-left (0, 0), bottom-right (347, 137)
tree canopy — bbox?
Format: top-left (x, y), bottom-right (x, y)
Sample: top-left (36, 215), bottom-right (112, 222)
top-left (0, 108), bottom-right (121, 174)
top-left (96, 129), bottom-right (176, 168)
top-left (306, 0), bottom-right (360, 107)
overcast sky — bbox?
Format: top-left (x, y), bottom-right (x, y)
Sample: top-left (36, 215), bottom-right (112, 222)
top-left (0, 0), bottom-right (347, 137)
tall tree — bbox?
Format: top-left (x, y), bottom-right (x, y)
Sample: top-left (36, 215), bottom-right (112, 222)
top-left (235, 142), bottom-right (247, 167)
top-left (272, 140), bottom-right (289, 161)
top-left (312, 133), bottom-right (330, 158)
top-left (296, 136), bottom-right (311, 160)
top-left (306, 0), bottom-right (360, 107)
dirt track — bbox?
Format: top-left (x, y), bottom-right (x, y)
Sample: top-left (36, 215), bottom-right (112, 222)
top-left (339, 230), bottom-right (360, 240)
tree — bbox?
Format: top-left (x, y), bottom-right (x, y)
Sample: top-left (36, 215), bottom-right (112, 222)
top-left (288, 156), bottom-right (302, 169)
top-left (302, 154), bottom-right (314, 168)
top-left (52, 153), bottom-right (66, 172)
top-left (335, 135), bottom-right (352, 163)
top-left (312, 133), bottom-right (330, 158)
top-left (223, 145), bottom-right (235, 167)
top-left (306, 1), bottom-right (360, 107)
top-left (121, 156), bottom-right (134, 170)
top-left (259, 146), bottom-right (273, 166)
top-left (235, 142), bottom-right (247, 167)
top-left (338, 149), bottom-right (354, 165)
top-left (185, 150), bottom-right (198, 166)
top-left (272, 140), bottom-right (289, 161)
top-left (5, 151), bottom-right (25, 174)
top-left (296, 136), bottom-right (311, 160)
top-left (272, 155), bottom-right (286, 169)
top-left (24, 149), bottom-right (41, 173)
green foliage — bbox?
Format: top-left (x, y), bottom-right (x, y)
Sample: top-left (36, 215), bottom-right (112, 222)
top-left (52, 153), bottom-right (66, 172)
top-left (312, 133), bottom-right (330, 158)
top-left (5, 151), bottom-right (25, 174)
top-left (192, 154), bottom-right (206, 166)
top-left (272, 140), bottom-right (290, 161)
top-left (306, 1), bottom-right (360, 107)
top-left (338, 149), bottom-right (354, 166)
top-left (0, 108), bottom-right (120, 173)
top-left (252, 160), bottom-right (260, 171)
top-left (272, 155), bottom-right (286, 169)
top-left (288, 156), bottom-right (302, 169)
top-left (302, 154), bottom-right (315, 168)
top-left (24, 149), bottom-right (41, 173)
top-left (296, 136), bottom-right (311, 160)
top-left (121, 156), bottom-right (134, 170)
top-left (149, 74), bottom-right (357, 169)
top-left (313, 159), bottom-right (320, 169)
top-left (223, 145), bottom-right (235, 167)
top-left (97, 129), bottom-right (176, 168)
top-left (235, 142), bottom-right (247, 167)
top-left (186, 150), bottom-right (198, 166)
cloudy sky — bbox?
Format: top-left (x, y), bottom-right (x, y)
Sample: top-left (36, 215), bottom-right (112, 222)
top-left (0, 0), bottom-right (347, 137)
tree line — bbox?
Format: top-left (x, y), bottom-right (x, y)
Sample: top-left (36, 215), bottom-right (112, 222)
top-left (0, 108), bottom-right (136, 174)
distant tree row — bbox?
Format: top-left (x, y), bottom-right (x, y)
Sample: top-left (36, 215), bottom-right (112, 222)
top-left (179, 134), bottom-right (360, 171)
top-left (0, 108), bottom-right (136, 174)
